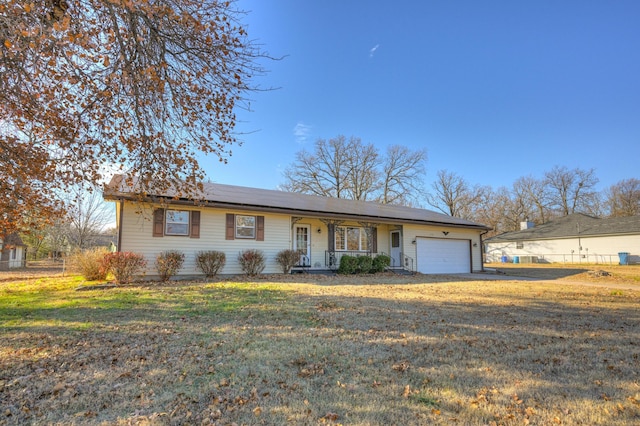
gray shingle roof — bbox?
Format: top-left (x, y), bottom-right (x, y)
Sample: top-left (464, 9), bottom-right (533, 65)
top-left (487, 213), bottom-right (640, 242)
top-left (0, 233), bottom-right (25, 247)
top-left (104, 175), bottom-right (490, 230)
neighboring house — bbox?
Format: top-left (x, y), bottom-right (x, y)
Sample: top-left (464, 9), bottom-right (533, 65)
top-left (0, 233), bottom-right (27, 270)
top-left (103, 175), bottom-right (490, 278)
top-left (485, 214), bottom-right (640, 265)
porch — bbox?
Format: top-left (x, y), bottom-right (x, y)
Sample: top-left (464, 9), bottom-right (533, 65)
top-left (291, 218), bottom-right (412, 273)
top-left (291, 250), bottom-right (414, 274)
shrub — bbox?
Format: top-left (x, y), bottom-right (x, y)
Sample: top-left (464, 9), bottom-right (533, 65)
top-left (70, 247), bottom-right (108, 280)
top-left (103, 252), bottom-right (147, 284)
top-left (356, 255), bottom-right (373, 274)
top-left (337, 255), bottom-right (357, 275)
top-left (195, 250), bottom-right (226, 278)
top-left (371, 254), bottom-right (391, 273)
top-left (237, 249), bottom-right (265, 276)
top-left (275, 249), bottom-right (301, 273)
top-left (155, 250), bottom-right (185, 281)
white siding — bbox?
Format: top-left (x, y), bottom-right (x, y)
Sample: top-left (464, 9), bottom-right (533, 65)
top-left (486, 234), bottom-right (639, 264)
top-left (114, 201), bottom-right (487, 277)
top-left (118, 201), bottom-right (292, 277)
top-left (294, 219), bottom-right (328, 269)
top-left (9, 246), bottom-right (25, 268)
top-left (402, 224), bottom-right (484, 273)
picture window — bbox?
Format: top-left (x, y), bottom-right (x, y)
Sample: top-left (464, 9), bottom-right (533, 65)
top-left (335, 226), bottom-right (369, 251)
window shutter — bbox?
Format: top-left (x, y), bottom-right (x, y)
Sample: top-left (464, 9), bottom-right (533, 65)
top-left (256, 216), bottom-right (265, 241)
top-left (225, 214), bottom-right (235, 240)
top-left (153, 208), bottom-right (165, 237)
top-left (327, 223), bottom-right (335, 251)
top-left (190, 211), bottom-right (200, 238)
top-left (371, 227), bottom-right (378, 253)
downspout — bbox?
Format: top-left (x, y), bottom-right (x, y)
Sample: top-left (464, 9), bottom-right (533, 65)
top-left (117, 199), bottom-right (124, 252)
top-left (479, 229), bottom-right (490, 272)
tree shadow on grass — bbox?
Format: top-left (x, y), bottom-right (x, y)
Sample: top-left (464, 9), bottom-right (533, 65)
top-left (1, 282), bottom-right (638, 425)
top-left (486, 266), bottom-right (591, 280)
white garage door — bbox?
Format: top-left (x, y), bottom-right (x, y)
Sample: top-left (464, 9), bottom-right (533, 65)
top-left (416, 238), bottom-right (471, 274)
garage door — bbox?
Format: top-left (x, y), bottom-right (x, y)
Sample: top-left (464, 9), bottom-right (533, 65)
top-left (416, 238), bottom-right (471, 274)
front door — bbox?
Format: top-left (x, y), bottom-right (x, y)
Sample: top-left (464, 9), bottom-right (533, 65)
top-left (390, 230), bottom-right (402, 268)
top-left (294, 225), bottom-right (311, 266)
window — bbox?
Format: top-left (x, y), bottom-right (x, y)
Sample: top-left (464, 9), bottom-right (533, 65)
top-left (165, 210), bottom-right (190, 235)
top-left (235, 215), bottom-right (256, 239)
top-left (225, 214), bottom-right (264, 241)
top-left (153, 208), bottom-right (200, 238)
top-left (516, 241), bottom-right (524, 249)
top-left (10, 248), bottom-right (16, 260)
top-left (335, 226), bottom-right (369, 251)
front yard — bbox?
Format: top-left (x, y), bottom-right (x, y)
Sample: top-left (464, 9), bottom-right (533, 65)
top-left (1, 271), bottom-right (639, 425)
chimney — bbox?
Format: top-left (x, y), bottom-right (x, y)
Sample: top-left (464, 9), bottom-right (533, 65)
top-left (520, 221), bottom-right (534, 230)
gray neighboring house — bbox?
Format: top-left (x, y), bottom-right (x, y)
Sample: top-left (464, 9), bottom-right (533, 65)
top-left (485, 214), bottom-right (640, 265)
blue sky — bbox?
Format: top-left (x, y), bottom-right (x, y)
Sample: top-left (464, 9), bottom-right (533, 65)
top-left (199, 0), bottom-right (640, 195)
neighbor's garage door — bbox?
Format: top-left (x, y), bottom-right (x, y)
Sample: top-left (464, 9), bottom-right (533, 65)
top-left (416, 238), bottom-right (471, 274)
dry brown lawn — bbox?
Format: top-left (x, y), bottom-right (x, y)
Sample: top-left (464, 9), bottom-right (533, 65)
top-left (1, 266), bottom-right (639, 425)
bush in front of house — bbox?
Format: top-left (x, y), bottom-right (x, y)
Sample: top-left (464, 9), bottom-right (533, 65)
top-left (338, 254), bottom-right (390, 274)
top-left (195, 250), bottom-right (226, 278)
top-left (337, 255), bottom-right (358, 274)
top-left (237, 249), bottom-right (265, 276)
top-left (371, 254), bottom-right (391, 273)
top-left (70, 247), bottom-right (109, 280)
top-left (155, 250), bottom-right (185, 281)
top-left (355, 255), bottom-right (373, 274)
top-left (103, 252), bottom-right (147, 284)
top-left (275, 249), bottom-right (301, 274)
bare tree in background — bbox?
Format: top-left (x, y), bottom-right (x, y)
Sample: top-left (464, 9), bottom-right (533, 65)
top-left (64, 187), bottom-right (114, 249)
top-left (605, 178), bottom-right (640, 217)
top-left (427, 170), bottom-right (487, 219)
top-left (281, 136), bottom-right (355, 198)
top-left (544, 166), bottom-right (599, 216)
top-left (378, 145), bottom-right (427, 206)
top-left (512, 175), bottom-right (551, 224)
top-left (471, 187), bottom-right (515, 237)
top-left (344, 139), bottom-right (380, 201)
top-left (282, 136), bottom-right (427, 205)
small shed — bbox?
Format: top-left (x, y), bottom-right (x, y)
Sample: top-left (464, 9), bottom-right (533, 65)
top-left (0, 233), bottom-right (27, 270)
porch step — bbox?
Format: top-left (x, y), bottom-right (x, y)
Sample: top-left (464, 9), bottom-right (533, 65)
top-left (387, 267), bottom-right (414, 275)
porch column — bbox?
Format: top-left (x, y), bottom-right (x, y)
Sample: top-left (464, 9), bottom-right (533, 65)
top-left (358, 222), bottom-right (380, 254)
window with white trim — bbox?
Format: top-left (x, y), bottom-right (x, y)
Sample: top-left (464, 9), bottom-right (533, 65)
top-left (165, 210), bottom-right (190, 236)
top-left (335, 226), bottom-right (369, 251)
top-left (235, 215), bottom-right (256, 239)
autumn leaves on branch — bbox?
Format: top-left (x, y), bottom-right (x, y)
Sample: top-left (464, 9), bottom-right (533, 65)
top-left (0, 0), bottom-right (264, 237)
